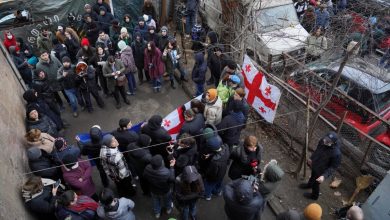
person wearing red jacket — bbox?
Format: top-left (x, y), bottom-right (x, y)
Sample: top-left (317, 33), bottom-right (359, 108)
top-left (3, 31), bottom-right (17, 52)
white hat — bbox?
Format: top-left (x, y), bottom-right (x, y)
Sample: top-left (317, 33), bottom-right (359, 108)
top-left (143, 14), bottom-right (149, 22)
top-left (57, 25), bottom-right (63, 30)
top-left (120, 27), bottom-right (128, 34)
top-left (117, 40), bottom-right (127, 52)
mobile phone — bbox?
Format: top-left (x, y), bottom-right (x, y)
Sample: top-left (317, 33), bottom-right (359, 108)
top-left (54, 179), bottom-right (61, 188)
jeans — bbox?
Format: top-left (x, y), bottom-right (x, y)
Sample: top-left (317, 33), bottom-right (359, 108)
top-left (186, 11), bottom-right (196, 34)
top-left (204, 179), bottom-right (223, 198)
top-left (152, 77), bottom-right (162, 89)
top-left (126, 72), bottom-right (137, 94)
top-left (182, 200), bottom-right (197, 220)
top-left (151, 191), bottom-right (172, 215)
top-left (195, 83), bottom-right (204, 96)
top-left (64, 88), bottom-right (78, 112)
top-left (174, 62), bottom-right (187, 79)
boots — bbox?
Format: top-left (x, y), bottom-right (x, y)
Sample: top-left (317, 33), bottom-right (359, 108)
top-left (170, 80), bottom-right (176, 89)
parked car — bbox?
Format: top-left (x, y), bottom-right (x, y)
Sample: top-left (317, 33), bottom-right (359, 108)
top-left (199, 0), bottom-right (309, 68)
top-left (288, 58), bottom-right (390, 169)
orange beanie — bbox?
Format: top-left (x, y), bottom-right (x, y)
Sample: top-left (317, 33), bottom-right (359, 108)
top-left (304, 203), bottom-right (322, 220)
top-left (207, 89), bottom-right (217, 101)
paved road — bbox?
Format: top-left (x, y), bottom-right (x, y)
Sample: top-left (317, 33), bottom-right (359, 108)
top-left (62, 80), bottom-right (275, 220)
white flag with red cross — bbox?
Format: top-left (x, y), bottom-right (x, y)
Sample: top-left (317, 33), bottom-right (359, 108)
top-left (162, 95), bottom-right (202, 140)
top-left (241, 55), bottom-right (281, 123)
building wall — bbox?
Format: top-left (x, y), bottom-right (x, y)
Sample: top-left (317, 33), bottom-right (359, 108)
top-left (0, 49), bottom-right (32, 219)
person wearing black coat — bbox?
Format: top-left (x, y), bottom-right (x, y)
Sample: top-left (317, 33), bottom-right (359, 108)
top-left (171, 133), bottom-right (198, 176)
top-left (26, 106), bottom-right (58, 137)
top-left (27, 147), bottom-right (61, 180)
top-left (143, 155), bottom-right (176, 218)
top-left (57, 56), bottom-right (79, 117)
top-left (92, 0), bottom-right (111, 16)
top-left (74, 61), bottom-right (104, 113)
top-left (83, 15), bottom-right (99, 45)
top-left (223, 88), bottom-right (250, 122)
top-left (97, 6), bottom-right (114, 34)
top-left (23, 89), bottom-right (63, 131)
top-left (127, 134), bottom-right (153, 195)
top-left (228, 135), bottom-right (263, 180)
top-left (223, 179), bottom-right (264, 220)
top-left (78, 125), bottom-right (109, 187)
top-left (63, 30), bottom-right (80, 64)
top-left (192, 52), bottom-right (207, 96)
top-left (206, 31), bottom-right (229, 87)
top-left (179, 109), bottom-right (205, 148)
top-left (141, 115), bottom-right (172, 159)
top-left (299, 131), bottom-right (342, 200)
top-left (217, 100), bottom-right (246, 150)
top-left (200, 136), bottom-right (230, 200)
top-left (131, 32), bottom-right (149, 83)
top-left (111, 118), bottom-right (139, 152)
top-left (9, 45), bottom-right (32, 86)
top-left (22, 176), bottom-right (60, 220)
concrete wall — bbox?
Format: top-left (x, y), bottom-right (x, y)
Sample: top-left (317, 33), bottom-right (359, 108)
top-left (0, 49), bottom-right (32, 219)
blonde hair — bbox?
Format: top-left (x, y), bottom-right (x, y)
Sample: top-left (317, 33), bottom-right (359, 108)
top-left (244, 135), bottom-right (257, 147)
top-left (65, 27), bottom-right (80, 43)
top-left (25, 129), bottom-right (41, 142)
top-left (23, 176), bottom-right (43, 195)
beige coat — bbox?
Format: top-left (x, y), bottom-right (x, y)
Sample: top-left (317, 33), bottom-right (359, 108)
top-left (26, 133), bottom-right (55, 153)
top-left (306, 35), bottom-right (328, 57)
top-left (204, 97), bottom-right (223, 125)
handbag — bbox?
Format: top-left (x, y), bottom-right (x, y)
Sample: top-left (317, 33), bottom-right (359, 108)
top-left (116, 74), bottom-right (127, 86)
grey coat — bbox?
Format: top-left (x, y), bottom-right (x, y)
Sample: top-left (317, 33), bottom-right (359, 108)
top-left (97, 198), bottom-right (135, 220)
top-left (102, 59), bottom-right (126, 91)
top-left (36, 55), bottom-right (63, 91)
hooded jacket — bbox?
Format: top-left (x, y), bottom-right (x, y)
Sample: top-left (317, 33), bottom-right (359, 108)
top-left (26, 114), bottom-right (58, 137)
top-left (111, 127), bottom-right (139, 152)
top-left (192, 52), bottom-right (207, 84)
top-left (61, 160), bottom-right (96, 197)
top-left (75, 65), bottom-right (98, 90)
top-left (3, 32), bottom-right (17, 51)
top-left (175, 166), bottom-right (205, 205)
top-left (203, 144), bottom-right (230, 182)
top-left (258, 160), bottom-right (284, 200)
top-left (97, 6), bottom-right (114, 34)
top-left (131, 32), bottom-right (146, 68)
top-left (97, 198), bottom-right (135, 220)
top-left (143, 156), bottom-right (175, 195)
top-left (23, 185), bottom-right (57, 220)
top-left (64, 37), bottom-right (80, 62)
top-left (119, 46), bottom-right (137, 73)
top-left (9, 46), bottom-right (32, 84)
top-left (27, 148), bottom-right (61, 179)
top-left (36, 55), bottom-right (63, 91)
top-left (157, 31), bottom-right (169, 51)
top-left (228, 144), bottom-right (263, 180)
top-left (224, 96), bottom-right (250, 121)
top-left (93, 1), bottom-right (111, 15)
top-left (217, 111), bottom-right (245, 147)
top-left (83, 20), bottom-right (99, 45)
top-left (204, 96), bottom-right (223, 125)
top-left (141, 115), bottom-right (172, 157)
top-left (223, 179), bottom-right (264, 220)
top-left (127, 135), bottom-right (153, 177)
top-left (57, 65), bottom-right (77, 90)
top-left (310, 131), bottom-right (341, 178)
top-left (37, 31), bottom-right (54, 52)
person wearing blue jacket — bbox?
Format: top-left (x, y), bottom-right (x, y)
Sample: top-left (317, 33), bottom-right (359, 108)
top-left (191, 52), bottom-right (207, 96)
top-left (299, 131), bottom-right (342, 200)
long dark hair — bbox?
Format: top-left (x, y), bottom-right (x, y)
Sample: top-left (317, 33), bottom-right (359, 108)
top-left (146, 41), bottom-right (156, 55)
top-left (58, 190), bottom-right (75, 207)
top-left (180, 179), bottom-right (203, 195)
top-left (100, 188), bottom-right (118, 212)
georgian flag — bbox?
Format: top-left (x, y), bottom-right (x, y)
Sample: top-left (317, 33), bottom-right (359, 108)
top-left (242, 55), bottom-right (281, 123)
top-left (162, 95), bottom-right (202, 140)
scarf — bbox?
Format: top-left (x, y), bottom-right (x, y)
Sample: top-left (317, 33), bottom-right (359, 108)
top-left (68, 195), bottom-right (99, 212)
top-left (22, 189), bottom-right (44, 203)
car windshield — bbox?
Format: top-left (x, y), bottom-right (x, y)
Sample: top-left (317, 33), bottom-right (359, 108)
top-left (256, 4), bottom-right (300, 32)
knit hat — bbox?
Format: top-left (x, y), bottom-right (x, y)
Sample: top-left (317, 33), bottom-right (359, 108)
top-left (54, 137), bottom-right (67, 152)
top-left (117, 40), bottom-right (127, 52)
top-left (229, 75), bottom-right (240, 84)
top-left (206, 137), bottom-right (221, 151)
top-left (27, 56), bottom-right (38, 66)
top-left (207, 89), bottom-right (217, 102)
top-left (263, 159), bottom-right (284, 182)
top-left (23, 89), bottom-right (37, 103)
top-left (304, 203), bottom-right (322, 220)
top-left (27, 147), bottom-right (42, 160)
top-left (62, 153), bottom-right (78, 169)
top-left (26, 106), bottom-right (38, 118)
top-left (143, 14), bottom-right (149, 22)
top-left (62, 56), bottom-right (71, 63)
top-left (203, 127), bottom-right (214, 140)
top-left (161, 26), bottom-right (168, 32)
top-left (231, 100), bottom-right (244, 113)
top-left (151, 155), bottom-right (163, 169)
top-left (81, 38), bottom-right (90, 47)
top-left (57, 25), bottom-right (63, 31)
top-left (120, 27), bottom-right (128, 34)
top-left (119, 118), bottom-right (131, 128)
top-left (138, 16), bottom-right (144, 22)
top-left (84, 3), bottom-right (92, 9)
top-left (102, 134), bottom-right (114, 147)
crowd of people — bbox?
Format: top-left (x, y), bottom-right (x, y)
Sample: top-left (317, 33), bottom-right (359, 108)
top-left (1, 0), bottom-right (368, 219)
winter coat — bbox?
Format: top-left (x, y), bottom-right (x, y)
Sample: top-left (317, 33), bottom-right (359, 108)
top-left (142, 5), bottom-right (157, 21)
top-left (120, 46), bottom-right (137, 73)
top-left (76, 47), bottom-right (98, 66)
top-left (306, 35), bottom-right (327, 57)
top-left (83, 21), bottom-right (99, 45)
top-left (97, 198), bottom-right (135, 220)
top-left (26, 115), bottom-right (58, 137)
top-left (192, 52), bottom-right (207, 84)
top-left (111, 128), bottom-right (139, 152)
top-left (26, 132), bottom-right (55, 154)
top-left (203, 145), bottom-right (230, 182)
top-left (84, 11), bottom-right (99, 22)
top-left (174, 173), bottom-right (204, 206)
top-left (310, 132), bottom-right (342, 178)
top-left (223, 179), bottom-right (264, 220)
top-left (27, 148), bottom-right (61, 179)
top-left (131, 35), bottom-right (146, 69)
top-left (143, 163), bottom-right (175, 195)
top-left (146, 32), bottom-right (158, 45)
top-left (228, 144), bottom-right (263, 180)
top-left (144, 47), bottom-right (164, 79)
top-left (79, 127), bottom-right (104, 167)
top-left (75, 65), bottom-right (98, 90)
top-left (102, 59), bottom-right (126, 91)
top-left (133, 25), bottom-right (148, 40)
top-left (258, 160), bottom-right (284, 200)
top-left (204, 97), bottom-right (223, 125)
top-left (64, 38), bottom-right (80, 62)
top-left (162, 46), bottom-right (183, 74)
top-left (36, 55), bottom-right (63, 91)
top-left (57, 65), bottom-right (77, 90)
top-left (100, 146), bottom-right (130, 181)
top-left (52, 146), bottom-right (81, 165)
top-left (23, 185), bottom-right (57, 220)
top-left (52, 43), bottom-right (69, 61)
top-left (179, 113), bottom-right (205, 138)
top-left (96, 34), bottom-right (113, 51)
top-left (186, 0), bottom-right (199, 13)
top-left (302, 10), bottom-right (316, 32)
top-left (97, 7), bottom-right (114, 34)
top-left (315, 9), bottom-right (330, 29)
top-left (93, 1), bottom-right (111, 15)
top-left (62, 160), bottom-right (96, 197)
top-left (141, 115), bottom-right (172, 157)
top-left (223, 96), bottom-right (250, 121)
top-left (3, 32), bottom-right (17, 51)
top-left (157, 34), bottom-right (169, 52)
top-left (37, 32), bottom-right (54, 52)
top-left (127, 142), bottom-right (152, 177)
top-left (9, 46), bottom-right (31, 84)
top-left (220, 66), bottom-right (245, 88)
top-left (217, 112), bottom-right (245, 147)
top-left (122, 21), bottom-right (135, 35)
top-left (172, 143), bottom-right (198, 167)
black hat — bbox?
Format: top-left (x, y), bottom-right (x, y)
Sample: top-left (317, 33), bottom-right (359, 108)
top-left (26, 106), bottom-right (38, 118)
top-left (62, 153), bottom-right (78, 169)
top-left (119, 118), bottom-right (131, 128)
top-left (62, 56), bottom-right (71, 63)
top-left (54, 137), bottom-right (67, 151)
top-left (138, 134), bottom-right (151, 147)
top-left (232, 100), bottom-right (244, 113)
top-left (151, 155), bottom-right (163, 169)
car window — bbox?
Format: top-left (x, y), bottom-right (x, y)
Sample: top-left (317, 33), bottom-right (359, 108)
top-left (256, 4), bottom-right (300, 32)
top-left (347, 84), bottom-right (376, 112)
top-left (374, 90), bottom-right (390, 115)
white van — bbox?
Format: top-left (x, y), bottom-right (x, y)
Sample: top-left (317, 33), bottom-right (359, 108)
top-left (199, 0), bottom-right (309, 68)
